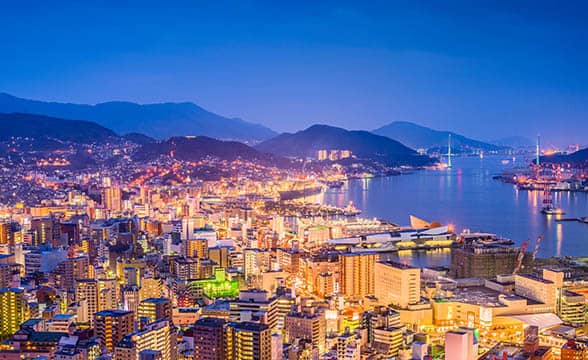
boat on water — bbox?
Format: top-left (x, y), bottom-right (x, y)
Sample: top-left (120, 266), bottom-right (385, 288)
top-left (325, 180), bottom-right (344, 189)
top-left (541, 206), bottom-right (565, 215)
top-left (459, 230), bottom-right (514, 246)
top-left (279, 185), bottom-right (323, 200)
top-left (501, 159), bottom-right (510, 165)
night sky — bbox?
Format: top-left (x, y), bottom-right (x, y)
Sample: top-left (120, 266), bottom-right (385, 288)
top-left (1, 1), bottom-right (587, 145)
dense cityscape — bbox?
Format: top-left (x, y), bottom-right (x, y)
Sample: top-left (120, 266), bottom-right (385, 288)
top-left (2, 2), bottom-right (588, 360)
top-left (0, 124), bottom-right (586, 360)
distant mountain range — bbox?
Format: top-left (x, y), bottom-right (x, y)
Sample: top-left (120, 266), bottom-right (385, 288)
top-left (541, 147), bottom-right (588, 165)
top-left (490, 136), bottom-right (535, 148)
top-left (255, 124), bottom-right (435, 166)
top-left (373, 121), bottom-right (503, 153)
top-left (0, 112), bottom-right (118, 144)
top-left (0, 93), bottom-right (277, 142)
top-left (134, 136), bottom-right (289, 166)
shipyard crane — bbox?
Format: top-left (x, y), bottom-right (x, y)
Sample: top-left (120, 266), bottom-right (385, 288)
top-left (513, 240), bottom-right (529, 275)
top-left (531, 235), bottom-right (543, 262)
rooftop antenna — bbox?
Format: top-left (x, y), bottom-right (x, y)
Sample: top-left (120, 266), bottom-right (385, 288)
top-left (447, 133), bottom-right (452, 168)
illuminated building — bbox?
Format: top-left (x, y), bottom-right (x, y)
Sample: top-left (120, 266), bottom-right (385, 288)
top-left (305, 225), bottom-right (330, 247)
top-left (114, 319), bottom-right (176, 360)
top-left (190, 268), bottom-right (239, 299)
top-left (101, 186), bottom-right (122, 212)
top-left (372, 326), bottom-right (404, 357)
top-left (172, 257), bottom-right (199, 280)
top-left (30, 217), bottom-right (55, 247)
top-left (140, 277), bottom-right (166, 300)
top-left (98, 277), bottom-right (118, 311)
top-left (559, 290), bottom-right (587, 327)
top-left (0, 288), bottom-right (28, 340)
top-left (62, 256), bottom-right (90, 290)
top-left (337, 332), bottom-right (360, 360)
top-left (317, 150), bottom-right (328, 161)
top-left (225, 321), bottom-right (272, 360)
top-left (444, 328), bottom-right (478, 360)
top-left (185, 238), bottom-right (208, 259)
top-left (363, 306), bottom-right (401, 344)
top-left (276, 248), bottom-right (303, 275)
top-left (284, 311), bottom-right (326, 354)
top-left (374, 261), bottom-right (421, 309)
top-left (123, 286), bottom-right (141, 316)
top-left (138, 298), bottom-right (172, 324)
top-left (75, 279), bottom-right (99, 326)
top-left (561, 339), bottom-right (587, 360)
top-left (244, 248), bottom-right (270, 279)
top-left (229, 290), bottom-right (279, 331)
top-left (193, 317), bottom-right (226, 360)
top-left (339, 252), bottom-right (377, 299)
top-left (95, 309), bottom-right (134, 353)
top-left (208, 246), bottom-right (230, 268)
top-left (514, 273), bottom-right (557, 311)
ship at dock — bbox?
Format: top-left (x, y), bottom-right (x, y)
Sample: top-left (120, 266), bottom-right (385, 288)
top-left (278, 180), bottom-right (324, 200)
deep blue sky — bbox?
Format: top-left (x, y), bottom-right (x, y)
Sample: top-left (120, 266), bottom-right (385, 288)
top-left (1, 1), bottom-right (587, 145)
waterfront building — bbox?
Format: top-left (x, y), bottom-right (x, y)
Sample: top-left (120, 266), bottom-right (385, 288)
top-left (451, 245), bottom-right (531, 279)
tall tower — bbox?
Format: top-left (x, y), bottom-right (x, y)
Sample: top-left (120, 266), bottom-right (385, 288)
top-left (447, 133), bottom-right (452, 168)
top-left (536, 134), bottom-right (541, 166)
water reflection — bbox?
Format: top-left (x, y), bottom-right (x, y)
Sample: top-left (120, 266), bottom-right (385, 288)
top-left (323, 156), bottom-right (588, 258)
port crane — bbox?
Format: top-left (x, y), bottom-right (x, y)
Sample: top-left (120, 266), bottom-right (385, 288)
top-left (513, 240), bottom-right (528, 275)
top-left (513, 236), bottom-right (543, 275)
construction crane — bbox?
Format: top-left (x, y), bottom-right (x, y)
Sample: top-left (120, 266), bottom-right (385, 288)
top-left (513, 240), bottom-right (529, 275)
top-left (531, 235), bottom-right (543, 262)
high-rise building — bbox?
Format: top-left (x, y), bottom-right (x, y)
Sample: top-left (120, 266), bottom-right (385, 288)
top-left (114, 319), bottom-right (176, 360)
top-left (225, 322), bottom-right (272, 360)
top-left (374, 261), bottom-right (421, 309)
top-left (30, 217), bottom-right (54, 247)
top-left (284, 311), bottom-right (326, 354)
top-left (0, 288), bottom-right (28, 340)
top-left (94, 309), bottom-right (135, 353)
top-left (172, 257), bottom-right (199, 280)
top-left (185, 238), bottom-right (208, 259)
top-left (208, 246), bottom-right (230, 268)
top-left (138, 298), bottom-right (172, 325)
top-left (98, 278), bottom-right (118, 311)
top-left (193, 317), bottom-right (226, 360)
top-left (75, 279), bottom-right (99, 326)
top-left (339, 252), bottom-right (377, 299)
top-left (229, 290), bottom-right (279, 331)
top-left (244, 248), bottom-right (271, 279)
top-left (63, 256), bottom-right (90, 290)
top-left (102, 186), bottom-right (122, 212)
